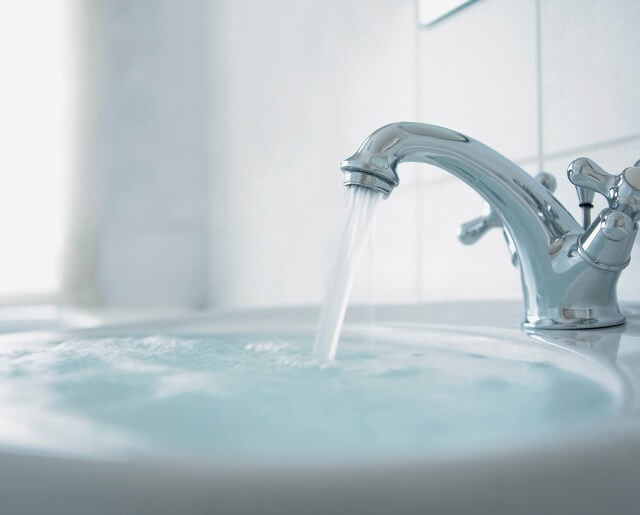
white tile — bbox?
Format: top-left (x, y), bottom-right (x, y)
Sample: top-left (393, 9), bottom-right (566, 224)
top-left (209, 0), bottom-right (417, 308)
top-left (417, 165), bottom-right (523, 302)
top-left (95, 0), bottom-right (210, 307)
top-left (414, 137), bottom-right (640, 305)
top-left (209, 192), bottom-right (338, 308)
top-left (99, 228), bottom-right (208, 307)
top-left (356, 189), bottom-right (419, 304)
top-left (418, 0), bottom-right (538, 171)
top-left (542, 137), bottom-right (640, 301)
top-left (541, 0), bottom-right (640, 153)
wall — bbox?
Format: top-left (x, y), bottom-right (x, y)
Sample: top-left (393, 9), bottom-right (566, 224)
top-left (208, 0), bottom-right (418, 307)
top-left (0, 0), bottom-right (75, 301)
top-left (209, 0), bottom-right (640, 308)
top-left (415, 0), bottom-right (640, 302)
top-left (66, 0), bottom-right (211, 308)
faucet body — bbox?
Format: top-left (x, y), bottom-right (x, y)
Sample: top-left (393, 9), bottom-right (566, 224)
top-left (341, 122), bottom-right (640, 329)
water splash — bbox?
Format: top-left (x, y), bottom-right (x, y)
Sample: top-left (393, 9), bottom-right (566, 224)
top-left (314, 185), bottom-right (382, 360)
top-left (0, 331), bottom-right (619, 464)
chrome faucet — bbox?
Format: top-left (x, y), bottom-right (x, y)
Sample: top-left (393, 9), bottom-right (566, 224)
top-left (341, 122), bottom-right (640, 330)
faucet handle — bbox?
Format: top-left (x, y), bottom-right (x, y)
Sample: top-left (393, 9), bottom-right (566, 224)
top-left (619, 165), bottom-right (640, 221)
top-left (535, 171), bottom-right (557, 193)
top-left (458, 208), bottom-right (501, 245)
top-left (567, 158), bottom-right (619, 228)
top-left (568, 158), bottom-right (640, 227)
top-left (567, 158), bottom-right (617, 203)
top-left (458, 172), bottom-right (557, 246)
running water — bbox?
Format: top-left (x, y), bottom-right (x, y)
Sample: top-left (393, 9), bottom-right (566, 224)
top-left (313, 185), bottom-right (382, 360)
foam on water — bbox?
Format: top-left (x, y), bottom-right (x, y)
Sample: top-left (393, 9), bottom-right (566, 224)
top-left (0, 330), bottom-right (620, 465)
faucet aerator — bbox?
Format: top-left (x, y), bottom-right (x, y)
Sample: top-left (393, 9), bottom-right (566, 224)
top-left (341, 167), bottom-right (396, 198)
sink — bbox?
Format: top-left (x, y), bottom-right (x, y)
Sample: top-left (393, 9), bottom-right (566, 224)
top-left (1, 302), bottom-right (640, 514)
top-left (0, 321), bottom-right (624, 464)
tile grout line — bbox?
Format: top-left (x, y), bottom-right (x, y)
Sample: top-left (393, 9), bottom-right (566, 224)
top-left (541, 133), bottom-right (640, 163)
top-left (512, 132), bottom-right (640, 170)
top-left (414, 0), bottom-right (424, 302)
top-left (535, 0), bottom-right (544, 174)
top-left (533, 0), bottom-right (640, 171)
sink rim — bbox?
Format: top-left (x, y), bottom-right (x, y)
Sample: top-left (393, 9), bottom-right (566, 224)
top-left (0, 303), bottom-right (636, 468)
top-left (1, 301), bottom-right (640, 514)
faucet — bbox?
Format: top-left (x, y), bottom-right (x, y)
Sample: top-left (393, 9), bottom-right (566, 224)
top-left (341, 122), bottom-right (640, 330)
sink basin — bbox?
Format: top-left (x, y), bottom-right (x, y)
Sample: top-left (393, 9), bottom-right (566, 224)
top-left (1, 302), bottom-right (640, 514)
top-left (0, 323), bottom-right (624, 465)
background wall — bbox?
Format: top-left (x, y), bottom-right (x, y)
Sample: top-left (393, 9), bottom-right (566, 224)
top-left (415, 0), bottom-right (640, 304)
top-left (64, 0), bottom-right (639, 310)
top-left (65, 0), bottom-right (211, 308)
top-left (208, 0), bottom-right (640, 308)
top-left (208, 0), bottom-right (418, 307)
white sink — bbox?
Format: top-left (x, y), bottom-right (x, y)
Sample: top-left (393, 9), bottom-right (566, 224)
top-left (1, 301), bottom-right (639, 514)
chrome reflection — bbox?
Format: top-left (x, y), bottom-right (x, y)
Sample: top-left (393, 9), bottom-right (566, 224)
top-left (342, 122), bottom-right (640, 330)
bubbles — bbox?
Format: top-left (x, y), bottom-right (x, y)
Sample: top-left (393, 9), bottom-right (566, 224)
top-left (0, 331), bottom-right (620, 465)
top-left (244, 340), bottom-right (293, 353)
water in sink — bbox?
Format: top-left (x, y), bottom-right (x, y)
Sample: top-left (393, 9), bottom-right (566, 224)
top-left (0, 328), bottom-right (622, 465)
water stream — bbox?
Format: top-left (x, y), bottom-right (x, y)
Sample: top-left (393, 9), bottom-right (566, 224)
top-left (313, 185), bottom-right (382, 360)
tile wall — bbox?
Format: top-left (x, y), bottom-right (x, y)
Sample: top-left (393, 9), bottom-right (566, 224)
top-left (208, 0), bottom-right (417, 307)
top-left (80, 0), bottom-right (637, 309)
top-left (71, 0), bottom-right (211, 307)
top-left (209, 0), bottom-right (640, 308)
top-left (407, 0), bottom-right (640, 303)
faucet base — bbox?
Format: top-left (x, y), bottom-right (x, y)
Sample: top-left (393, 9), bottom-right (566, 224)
top-left (522, 307), bottom-right (626, 330)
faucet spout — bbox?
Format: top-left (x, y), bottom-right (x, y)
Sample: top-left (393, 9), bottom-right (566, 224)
top-left (342, 122), bottom-right (627, 329)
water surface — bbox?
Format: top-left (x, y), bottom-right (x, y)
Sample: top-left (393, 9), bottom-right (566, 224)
top-left (0, 330), bottom-right (620, 465)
